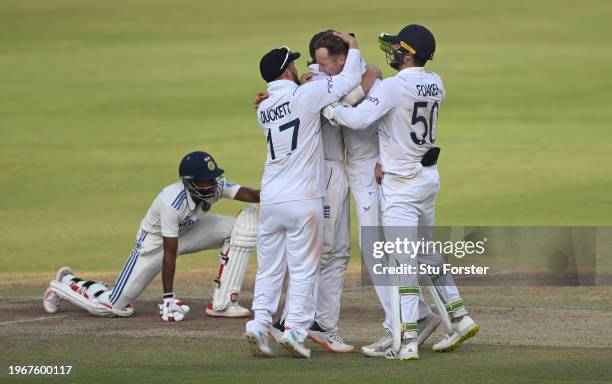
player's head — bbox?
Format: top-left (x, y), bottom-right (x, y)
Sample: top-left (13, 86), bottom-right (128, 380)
top-left (178, 151), bottom-right (224, 208)
top-left (308, 29), bottom-right (333, 65)
top-left (314, 31), bottom-right (350, 76)
top-left (260, 46), bottom-right (301, 84)
top-left (379, 24), bottom-right (435, 71)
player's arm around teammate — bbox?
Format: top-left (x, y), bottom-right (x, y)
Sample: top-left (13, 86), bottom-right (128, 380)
top-left (251, 31), bottom-right (381, 354)
top-left (245, 32), bottom-right (363, 359)
top-left (325, 25), bottom-right (479, 360)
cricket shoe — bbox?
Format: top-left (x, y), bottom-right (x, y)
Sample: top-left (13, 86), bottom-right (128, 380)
top-left (244, 331), bottom-right (274, 358)
top-left (308, 322), bottom-right (354, 353)
top-left (112, 303), bottom-right (134, 317)
top-left (385, 338), bottom-right (419, 361)
top-left (268, 319), bottom-right (284, 343)
top-left (279, 329), bottom-right (311, 358)
top-left (433, 315), bottom-right (480, 352)
top-left (97, 296), bottom-right (133, 317)
top-left (361, 329), bottom-right (393, 357)
top-left (417, 313), bottom-right (441, 346)
top-left (205, 303), bottom-right (250, 318)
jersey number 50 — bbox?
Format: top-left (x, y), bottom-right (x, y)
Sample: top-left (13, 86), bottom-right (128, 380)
top-left (410, 102), bottom-right (439, 145)
top-left (267, 118), bottom-right (300, 160)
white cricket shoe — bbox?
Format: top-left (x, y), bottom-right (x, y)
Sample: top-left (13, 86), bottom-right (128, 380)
top-left (279, 329), bottom-right (311, 358)
top-left (433, 315), bottom-right (480, 352)
top-left (268, 322), bottom-right (284, 343)
top-left (417, 313), bottom-right (441, 345)
top-left (245, 331), bottom-right (274, 358)
top-left (361, 329), bottom-right (393, 357)
top-left (205, 303), bottom-right (250, 318)
top-left (308, 326), bottom-right (354, 353)
top-left (112, 303), bottom-right (134, 317)
top-left (42, 287), bottom-right (60, 313)
top-left (98, 296), bottom-right (133, 317)
top-left (386, 338), bottom-right (419, 360)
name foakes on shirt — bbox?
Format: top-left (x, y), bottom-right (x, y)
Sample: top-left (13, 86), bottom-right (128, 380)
top-left (260, 101), bottom-right (291, 124)
top-left (364, 83), bottom-right (440, 107)
top-left (416, 83), bottom-right (440, 97)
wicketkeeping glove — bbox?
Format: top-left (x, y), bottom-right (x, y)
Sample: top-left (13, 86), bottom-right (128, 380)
top-left (158, 292), bottom-right (191, 322)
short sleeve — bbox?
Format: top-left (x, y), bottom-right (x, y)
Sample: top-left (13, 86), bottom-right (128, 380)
top-left (160, 202), bottom-right (180, 237)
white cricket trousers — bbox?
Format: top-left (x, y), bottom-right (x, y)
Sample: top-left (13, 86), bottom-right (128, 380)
top-left (110, 215), bottom-right (235, 309)
top-left (381, 165), bottom-right (464, 338)
top-left (354, 185), bottom-right (432, 332)
top-left (247, 198), bottom-right (323, 342)
top-left (315, 160), bottom-right (351, 330)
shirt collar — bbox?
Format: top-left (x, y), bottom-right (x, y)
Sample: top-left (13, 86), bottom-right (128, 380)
top-left (308, 63), bottom-right (320, 74)
top-left (397, 66), bottom-right (425, 77)
top-left (176, 181), bottom-right (197, 211)
top-left (267, 79), bottom-right (298, 93)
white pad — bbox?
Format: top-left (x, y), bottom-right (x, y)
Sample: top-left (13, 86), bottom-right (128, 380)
top-left (426, 283), bottom-right (453, 335)
top-left (388, 256), bottom-right (402, 353)
top-left (211, 205), bottom-right (257, 310)
top-left (49, 280), bottom-right (113, 317)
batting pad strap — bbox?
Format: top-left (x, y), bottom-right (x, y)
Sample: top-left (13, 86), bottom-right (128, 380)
top-left (401, 322), bottom-right (418, 332)
top-left (445, 299), bottom-right (465, 314)
top-left (399, 286), bottom-right (420, 296)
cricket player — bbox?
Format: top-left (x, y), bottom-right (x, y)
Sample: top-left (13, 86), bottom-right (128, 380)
top-left (309, 31), bottom-right (442, 357)
top-left (43, 151), bottom-right (260, 321)
top-left (264, 31), bottom-right (381, 354)
top-left (244, 32), bottom-right (362, 359)
top-left (324, 24), bottom-right (480, 360)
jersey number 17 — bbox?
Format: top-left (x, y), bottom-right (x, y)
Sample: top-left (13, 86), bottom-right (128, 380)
top-left (267, 118), bottom-right (300, 160)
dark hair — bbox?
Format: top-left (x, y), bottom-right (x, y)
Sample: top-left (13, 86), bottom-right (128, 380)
top-left (314, 32), bottom-right (348, 58)
top-left (309, 29), bottom-right (334, 60)
top-left (412, 55), bottom-right (426, 67)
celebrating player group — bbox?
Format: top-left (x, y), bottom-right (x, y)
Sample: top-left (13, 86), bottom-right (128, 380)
top-left (247, 24), bottom-right (479, 360)
top-left (41, 22), bottom-right (480, 361)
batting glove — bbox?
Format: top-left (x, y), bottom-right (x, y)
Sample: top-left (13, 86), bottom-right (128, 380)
top-left (158, 292), bottom-right (190, 322)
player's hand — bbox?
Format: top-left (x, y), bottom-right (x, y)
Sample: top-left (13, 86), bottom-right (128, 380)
top-left (158, 292), bottom-right (190, 322)
top-left (333, 31), bottom-right (358, 49)
top-left (375, 162), bottom-right (384, 185)
top-left (322, 103), bottom-right (340, 126)
top-left (254, 92), bottom-right (269, 109)
top-left (300, 72), bottom-right (316, 84)
top-left (367, 64), bottom-right (383, 80)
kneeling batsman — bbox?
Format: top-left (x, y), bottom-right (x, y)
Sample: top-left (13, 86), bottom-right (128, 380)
top-left (43, 151), bottom-right (260, 321)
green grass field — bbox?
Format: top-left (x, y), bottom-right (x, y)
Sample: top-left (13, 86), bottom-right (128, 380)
top-left (1, 0), bottom-right (612, 383)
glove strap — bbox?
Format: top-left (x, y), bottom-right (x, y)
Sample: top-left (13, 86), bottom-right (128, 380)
top-left (163, 292), bottom-right (175, 304)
